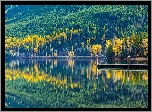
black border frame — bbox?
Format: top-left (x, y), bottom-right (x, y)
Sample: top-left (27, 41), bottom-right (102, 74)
top-left (1, 1), bottom-right (151, 111)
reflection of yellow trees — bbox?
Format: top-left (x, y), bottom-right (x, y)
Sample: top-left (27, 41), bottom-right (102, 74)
top-left (5, 68), bottom-right (81, 89)
top-left (93, 83), bottom-right (97, 90)
top-left (91, 61), bottom-right (102, 76)
top-left (23, 73), bottom-right (34, 82)
top-left (5, 68), bottom-right (148, 99)
top-left (142, 71), bottom-right (148, 81)
top-left (106, 70), bottom-right (111, 79)
top-left (91, 61), bottom-right (97, 74)
top-left (70, 83), bottom-right (79, 89)
top-left (34, 63), bottom-right (40, 75)
top-left (68, 60), bottom-right (74, 68)
top-left (67, 60), bottom-right (74, 73)
top-left (5, 60), bottom-right (148, 93)
top-left (103, 70), bottom-right (148, 85)
top-left (54, 60), bottom-right (57, 67)
top-left (113, 70), bottom-right (123, 82)
top-left (86, 68), bottom-right (90, 79)
top-left (81, 67), bottom-right (84, 75)
top-left (5, 73), bottom-right (13, 80)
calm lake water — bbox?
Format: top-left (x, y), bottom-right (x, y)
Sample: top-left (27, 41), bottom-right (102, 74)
top-left (5, 59), bottom-right (148, 108)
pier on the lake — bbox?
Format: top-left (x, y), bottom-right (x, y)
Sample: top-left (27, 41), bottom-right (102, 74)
top-left (96, 55), bottom-right (148, 70)
top-left (97, 64), bottom-right (148, 70)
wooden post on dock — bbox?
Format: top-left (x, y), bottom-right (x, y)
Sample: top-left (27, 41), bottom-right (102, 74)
top-left (127, 55), bottom-right (130, 69)
top-left (96, 55), bottom-right (98, 65)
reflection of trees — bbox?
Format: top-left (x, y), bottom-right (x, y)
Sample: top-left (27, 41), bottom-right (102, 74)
top-left (5, 60), bottom-right (148, 86)
top-left (68, 59), bottom-right (74, 68)
top-left (91, 60), bottom-right (102, 76)
top-left (5, 60), bottom-right (148, 108)
top-left (85, 74), bottom-right (148, 107)
top-left (103, 69), bottom-right (148, 85)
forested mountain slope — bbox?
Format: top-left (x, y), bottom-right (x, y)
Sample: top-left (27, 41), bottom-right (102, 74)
top-left (5, 5), bottom-right (148, 58)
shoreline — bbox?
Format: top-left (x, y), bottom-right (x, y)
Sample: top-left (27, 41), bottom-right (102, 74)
top-left (5, 56), bottom-right (97, 59)
top-left (5, 56), bottom-right (148, 60)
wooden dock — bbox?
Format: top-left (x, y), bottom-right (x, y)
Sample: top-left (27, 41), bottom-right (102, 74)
top-left (97, 64), bottom-right (148, 70)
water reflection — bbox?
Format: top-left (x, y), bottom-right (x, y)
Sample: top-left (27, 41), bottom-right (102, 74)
top-left (5, 59), bottom-right (148, 108)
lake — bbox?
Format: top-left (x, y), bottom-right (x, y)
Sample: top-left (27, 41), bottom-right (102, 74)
top-left (5, 59), bottom-right (148, 108)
